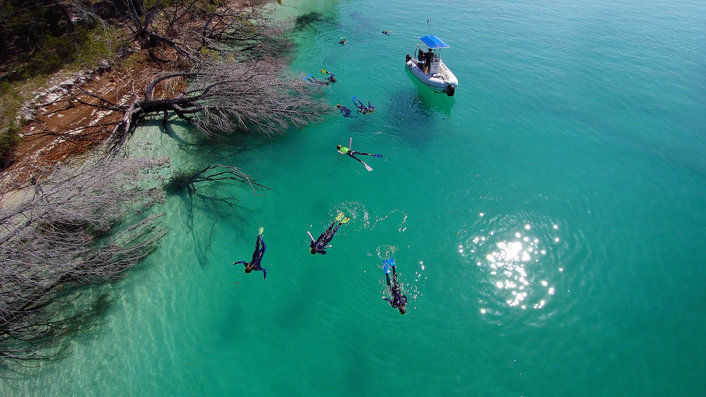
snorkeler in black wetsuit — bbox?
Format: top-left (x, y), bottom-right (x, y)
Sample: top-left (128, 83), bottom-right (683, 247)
top-left (382, 259), bottom-right (407, 314)
top-left (352, 97), bottom-right (375, 114)
top-left (336, 137), bottom-right (382, 172)
top-left (336, 104), bottom-right (353, 118)
top-left (303, 71), bottom-right (336, 86)
top-left (352, 97), bottom-right (367, 114)
top-left (233, 228), bottom-right (267, 279)
top-left (322, 69), bottom-right (336, 84)
top-left (303, 75), bottom-right (329, 85)
top-left (308, 213), bottom-right (350, 255)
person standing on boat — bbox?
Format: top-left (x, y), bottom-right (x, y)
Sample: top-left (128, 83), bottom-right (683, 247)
top-left (424, 50), bottom-right (432, 74)
top-left (233, 227), bottom-right (267, 280)
top-left (308, 213), bottom-right (350, 255)
top-left (382, 259), bottom-right (407, 314)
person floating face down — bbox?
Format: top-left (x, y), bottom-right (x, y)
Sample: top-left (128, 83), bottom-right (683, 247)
top-left (352, 97), bottom-right (375, 114)
top-left (321, 69), bottom-right (336, 84)
top-left (352, 97), bottom-right (367, 114)
top-left (304, 75), bottom-right (329, 86)
top-left (382, 259), bottom-right (407, 314)
top-left (233, 227), bottom-right (267, 279)
top-left (336, 104), bottom-right (353, 118)
top-left (304, 70), bottom-right (336, 86)
top-left (309, 213), bottom-right (350, 255)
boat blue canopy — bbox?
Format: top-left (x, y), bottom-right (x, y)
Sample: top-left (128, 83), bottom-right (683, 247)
top-left (419, 35), bottom-right (450, 49)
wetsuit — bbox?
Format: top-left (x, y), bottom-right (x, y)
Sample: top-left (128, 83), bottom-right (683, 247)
top-left (304, 76), bottom-right (329, 86)
top-left (338, 146), bottom-right (376, 165)
top-left (337, 105), bottom-right (352, 117)
top-left (233, 234), bottom-right (267, 279)
top-left (310, 221), bottom-right (344, 255)
top-left (352, 98), bottom-right (368, 113)
top-left (384, 266), bottom-right (407, 312)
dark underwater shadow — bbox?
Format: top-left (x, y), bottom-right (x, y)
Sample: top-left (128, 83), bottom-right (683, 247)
top-left (382, 77), bottom-right (456, 146)
top-left (403, 69), bottom-right (456, 117)
top-left (292, 11), bottom-right (338, 32)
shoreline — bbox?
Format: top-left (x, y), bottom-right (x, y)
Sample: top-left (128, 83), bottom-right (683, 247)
top-left (0, 0), bottom-right (278, 192)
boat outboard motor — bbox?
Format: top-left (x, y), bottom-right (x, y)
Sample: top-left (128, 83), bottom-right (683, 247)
top-left (446, 85), bottom-right (455, 96)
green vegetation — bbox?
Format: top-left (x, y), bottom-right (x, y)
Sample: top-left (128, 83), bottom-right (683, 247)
top-left (6, 26), bottom-right (124, 81)
top-left (0, 81), bottom-right (22, 167)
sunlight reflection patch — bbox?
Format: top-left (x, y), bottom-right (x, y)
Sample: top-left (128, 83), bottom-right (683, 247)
top-left (469, 221), bottom-right (560, 314)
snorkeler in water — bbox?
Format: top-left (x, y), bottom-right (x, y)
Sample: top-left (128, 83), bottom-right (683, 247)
top-left (382, 258), bottom-right (407, 314)
top-left (336, 104), bottom-right (353, 118)
top-left (303, 74), bottom-right (331, 86)
top-left (352, 97), bottom-right (368, 114)
top-left (352, 97), bottom-right (375, 114)
top-left (339, 37), bottom-right (348, 45)
top-left (303, 70), bottom-right (337, 86)
top-left (321, 69), bottom-right (337, 84)
top-left (233, 227), bottom-right (267, 280)
top-left (337, 137), bottom-right (382, 172)
top-left (308, 212), bottom-right (350, 255)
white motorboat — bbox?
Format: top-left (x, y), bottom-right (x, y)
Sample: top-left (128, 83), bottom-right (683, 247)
top-left (405, 35), bottom-right (458, 96)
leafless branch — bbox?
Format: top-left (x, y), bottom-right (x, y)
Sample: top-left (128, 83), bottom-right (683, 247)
top-left (0, 156), bottom-right (169, 362)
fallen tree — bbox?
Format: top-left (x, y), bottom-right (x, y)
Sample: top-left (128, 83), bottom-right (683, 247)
top-left (103, 57), bottom-right (328, 152)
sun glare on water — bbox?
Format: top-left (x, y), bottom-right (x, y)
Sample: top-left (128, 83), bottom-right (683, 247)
top-left (463, 219), bottom-right (561, 316)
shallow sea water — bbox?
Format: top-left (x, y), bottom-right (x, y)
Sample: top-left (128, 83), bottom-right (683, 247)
top-left (3, 0), bottom-right (706, 395)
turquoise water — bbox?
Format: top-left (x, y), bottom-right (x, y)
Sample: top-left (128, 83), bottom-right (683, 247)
top-left (3, 0), bottom-right (706, 395)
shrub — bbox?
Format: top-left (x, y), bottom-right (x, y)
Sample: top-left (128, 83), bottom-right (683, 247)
top-left (0, 81), bottom-right (23, 168)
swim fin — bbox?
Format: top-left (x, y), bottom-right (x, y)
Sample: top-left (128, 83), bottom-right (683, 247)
top-left (258, 226), bottom-right (264, 235)
top-left (341, 216), bottom-right (351, 224)
top-left (383, 263), bottom-right (391, 274)
top-left (383, 258), bottom-right (396, 267)
top-left (334, 212), bottom-right (345, 222)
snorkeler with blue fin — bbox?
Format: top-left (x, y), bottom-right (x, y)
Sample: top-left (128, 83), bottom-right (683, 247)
top-left (337, 137), bottom-right (382, 172)
top-left (303, 73), bottom-right (334, 86)
top-left (382, 258), bottom-right (407, 314)
top-left (308, 212), bottom-right (350, 255)
top-left (352, 97), bottom-right (375, 114)
top-left (233, 227), bottom-right (267, 280)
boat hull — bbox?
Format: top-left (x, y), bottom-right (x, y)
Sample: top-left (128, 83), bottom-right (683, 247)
top-left (405, 58), bottom-right (458, 95)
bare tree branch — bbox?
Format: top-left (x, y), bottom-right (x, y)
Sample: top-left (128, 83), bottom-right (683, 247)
top-left (0, 156), bottom-right (168, 361)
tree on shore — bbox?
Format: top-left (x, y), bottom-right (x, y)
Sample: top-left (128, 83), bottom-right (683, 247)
top-left (103, 58), bottom-right (327, 151)
top-left (0, 0), bottom-right (328, 363)
top-left (60, 1), bottom-right (329, 152)
top-left (0, 156), bottom-right (168, 361)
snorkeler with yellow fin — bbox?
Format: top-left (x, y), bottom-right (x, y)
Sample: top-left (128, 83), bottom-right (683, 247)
top-left (307, 212), bottom-right (350, 255)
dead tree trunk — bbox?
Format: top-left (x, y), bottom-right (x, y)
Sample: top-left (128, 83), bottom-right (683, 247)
top-left (104, 58), bottom-right (329, 152)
